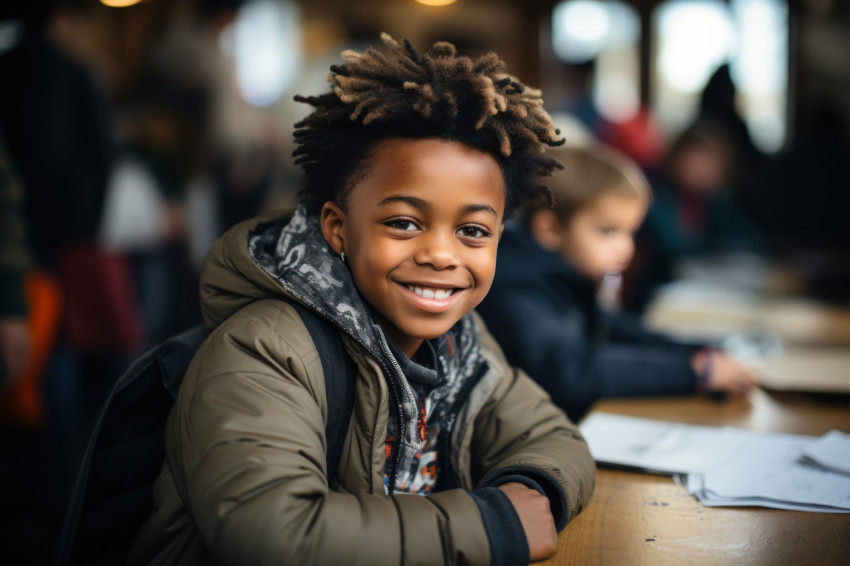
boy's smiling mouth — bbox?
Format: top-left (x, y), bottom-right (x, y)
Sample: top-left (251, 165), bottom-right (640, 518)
top-left (395, 281), bottom-right (466, 312)
top-left (405, 285), bottom-right (455, 300)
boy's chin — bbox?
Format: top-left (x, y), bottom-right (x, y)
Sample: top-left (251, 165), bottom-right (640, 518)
top-left (401, 320), bottom-right (461, 344)
top-left (407, 325), bottom-right (458, 342)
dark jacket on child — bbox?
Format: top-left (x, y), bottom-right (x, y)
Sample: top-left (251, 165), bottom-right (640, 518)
top-left (129, 207), bottom-right (595, 566)
top-left (477, 223), bottom-right (701, 422)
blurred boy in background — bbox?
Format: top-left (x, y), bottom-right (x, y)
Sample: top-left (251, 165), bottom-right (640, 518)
top-left (477, 144), bottom-right (755, 422)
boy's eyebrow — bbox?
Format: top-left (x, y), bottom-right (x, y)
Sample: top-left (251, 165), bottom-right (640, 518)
top-left (379, 196), bottom-right (499, 218)
top-left (463, 203), bottom-right (500, 218)
top-left (379, 195), bottom-right (428, 209)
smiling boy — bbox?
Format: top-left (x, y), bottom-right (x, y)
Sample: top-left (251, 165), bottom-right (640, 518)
top-left (129, 36), bottom-right (595, 566)
top-left (320, 138), bottom-right (504, 357)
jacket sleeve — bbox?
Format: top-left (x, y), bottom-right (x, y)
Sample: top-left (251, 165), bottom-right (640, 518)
top-left (603, 307), bottom-right (703, 350)
top-left (167, 303), bottom-right (493, 566)
top-left (467, 313), bottom-right (596, 531)
top-left (484, 293), bottom-right (700, 421)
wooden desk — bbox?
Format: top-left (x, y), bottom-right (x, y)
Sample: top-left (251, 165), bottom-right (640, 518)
top-left (541, 389), bottom-right (850, 565)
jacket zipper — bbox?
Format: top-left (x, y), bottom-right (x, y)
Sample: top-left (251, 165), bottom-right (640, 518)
top-left (437, 362), bottom-right (490, 490)
top-left (377, 330), bottom-right (416, 493)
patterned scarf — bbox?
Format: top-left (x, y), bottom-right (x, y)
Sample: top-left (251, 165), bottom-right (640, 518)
top-left (248, 206), bottom-right (487, 493)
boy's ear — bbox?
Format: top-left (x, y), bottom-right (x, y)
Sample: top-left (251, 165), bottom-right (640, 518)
top-left (320, 201), bottom-right (346, 256)
top-left (529, 209), bottom-right (562, 252)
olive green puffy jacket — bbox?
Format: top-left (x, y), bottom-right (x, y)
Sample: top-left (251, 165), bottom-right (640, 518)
top-left (129, 211), bottom-right (595, 566)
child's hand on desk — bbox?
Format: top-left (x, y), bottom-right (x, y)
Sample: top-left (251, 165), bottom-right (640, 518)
top-left (498, 481), bottom-right (558, 561)
top-left (692, 349), bottom-right (756, 396)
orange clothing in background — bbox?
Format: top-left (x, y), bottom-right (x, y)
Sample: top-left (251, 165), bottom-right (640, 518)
top-left (0, 270), bottom-right (62, 427)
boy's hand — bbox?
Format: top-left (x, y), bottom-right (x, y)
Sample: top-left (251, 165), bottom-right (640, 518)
top-left (692, 350), bottom-right (756, 396)
top-left (709, 353), bottom-right (756, 395)
top-left (498, 481), bottom-right (558, 561)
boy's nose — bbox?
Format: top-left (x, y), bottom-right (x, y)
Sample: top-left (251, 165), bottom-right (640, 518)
top-left (414, 233), bottom-right (460, 269)
top-left (617, 237), bottom-right (635, 262)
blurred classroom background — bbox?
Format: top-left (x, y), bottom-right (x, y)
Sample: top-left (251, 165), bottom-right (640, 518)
top-left (1, 0), bottom-right (848, 564)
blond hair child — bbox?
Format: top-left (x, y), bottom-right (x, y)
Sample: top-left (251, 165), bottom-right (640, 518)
top-left (478, 144), bottom-right (755, 422)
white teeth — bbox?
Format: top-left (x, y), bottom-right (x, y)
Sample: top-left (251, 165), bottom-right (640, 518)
top-left (406, 285), bottom-right (454, 299)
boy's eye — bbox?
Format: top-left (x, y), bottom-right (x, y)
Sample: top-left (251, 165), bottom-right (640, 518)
top-left (458, 225), bottom-right (490, 239)
top-left (600, 227), bottom-right (615, 236)
top-left (386, 219), bottom-right (419, 231)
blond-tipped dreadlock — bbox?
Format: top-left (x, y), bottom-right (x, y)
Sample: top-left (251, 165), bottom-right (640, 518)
top-left (293, 33), bottom-right (564, 216)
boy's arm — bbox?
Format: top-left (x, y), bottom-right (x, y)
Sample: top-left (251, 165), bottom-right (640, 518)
top-left (487, 294), bottom-right (700, 420)
top-left (603, 307), bottom-right (702, 349)
top-left (605, 311), bottom-right (755, 397)
top-left (469, 312), bottom-right (596, 531)
top-left (166, 307), bottom-right (497, 566)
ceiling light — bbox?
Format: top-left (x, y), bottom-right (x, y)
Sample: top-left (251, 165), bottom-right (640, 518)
top-left (100, 0), bottom-right (143, 7)
top-left (414, 0), bottom-right (459, 6)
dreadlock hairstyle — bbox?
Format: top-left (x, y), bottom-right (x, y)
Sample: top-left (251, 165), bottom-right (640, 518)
top-left (292, 33), bottom-right (564, 217)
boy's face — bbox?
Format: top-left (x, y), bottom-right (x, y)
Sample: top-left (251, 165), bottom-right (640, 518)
top-left (560, 193), bottom-right (646, 282)
top-left (323, 138), bottom-right (505, 357)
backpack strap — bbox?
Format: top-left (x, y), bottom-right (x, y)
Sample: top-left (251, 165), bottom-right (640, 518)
top-left (55, 325), bottom-right (208, 566)
top-left (284, 299), bottom-right (356, 482)
top-left (56, 302), bottom-right (356, 565)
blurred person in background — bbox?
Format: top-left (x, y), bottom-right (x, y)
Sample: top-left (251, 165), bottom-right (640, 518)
top-left (0, 135), bottom-right (63, 428)
top-left (555, 58), bottom-right (666, 173)
top-left (0, 137), bottom-right (32, 393)
top-left (744, 102), bottom-right (850, 302)
top-left (624, 119), bottom-right (762, 313)
top-left (0, 1), bottom-right (115, 270)
top-left (0, 135), bottom-right (66, 566)
top-left (477, 144), bottom-right (755, 423)
top-left (103, 0), bottom-right (288, 344)
top-left (698, 64), bottom-right (764, 170)
top-left (113, 63), bottom-right (212, 344)
top-left (0, 1), bottom-right (119, 562)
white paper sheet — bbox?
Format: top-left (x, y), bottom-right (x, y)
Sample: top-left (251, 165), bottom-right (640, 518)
top-left (802, 429), bottom-right (850, 475)
top-left (579, 412), bottom-right (850, 512)
top-left (698, 429), bottom-right (850, 512)
top-left (579, 412), bottom-right (738, 475)
top-left (682, 473), bottom-right (850, 513)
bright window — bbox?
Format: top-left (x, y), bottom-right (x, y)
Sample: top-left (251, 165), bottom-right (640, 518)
top-left (552, 0), bottom-right (641, 123)
top-left (653, 0), bottom-right (788, 152)
top-left (219, 0), bottom-right (302, 107)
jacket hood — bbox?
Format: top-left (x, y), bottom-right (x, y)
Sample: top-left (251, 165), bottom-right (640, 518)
top-left (200, 205), bottom-right (486, 452)
top-left (200, 206), bottom-right (385, 362)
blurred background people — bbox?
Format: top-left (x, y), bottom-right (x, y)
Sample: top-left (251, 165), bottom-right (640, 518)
top-left (697, 63), bottom-right (764, 169)
top-left (0, 2), bottom-right (121, 562)
top-left (477, 144), bottom-right (755, 422)
top-left (0, 137), bottom-right (32, 393)
top-left (746, 102), bottom-right (850, 302)
top-left (625, 119), bottom-right (763, 312)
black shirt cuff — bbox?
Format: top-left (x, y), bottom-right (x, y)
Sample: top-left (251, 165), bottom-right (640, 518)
top-left (478, 465), bottom-right (569, 531)
top-left (469, 487), bottom-right (529, 566)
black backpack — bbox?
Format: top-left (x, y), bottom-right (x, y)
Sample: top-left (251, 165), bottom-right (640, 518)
top-left (55, 301), bottom-right (356, 566)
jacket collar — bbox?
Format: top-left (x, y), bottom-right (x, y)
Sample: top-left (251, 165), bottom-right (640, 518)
top-left (247, 206), bottom-right (485, 444)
